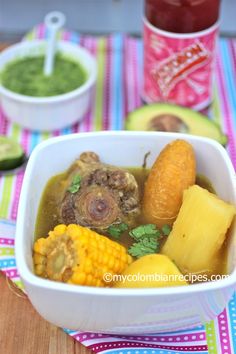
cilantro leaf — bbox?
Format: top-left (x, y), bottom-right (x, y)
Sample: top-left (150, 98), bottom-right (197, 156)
top-left (129, 224), bottom-right (161, 241)
top-left (73, 175), bottom-right (82, 185)
top-left (128, 223), bottom-right (171, 258)
top-left (161, 224), bottom-right (172, 236)
top-left (128, 237), bottom-right (159, 258)
top-left (68, 174), bottom-right (82, 194)
top-left (108, 226), bottom-right (121, 240)
top-left (108, 223), bottom-right (128, 240)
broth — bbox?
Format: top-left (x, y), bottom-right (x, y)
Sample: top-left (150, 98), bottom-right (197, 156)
top-left (36, 168), bottom-right (214, 239)
top-left (35, 167), bottom-right (150, 245)
top-left (35, 167), bottom-right (228, 278)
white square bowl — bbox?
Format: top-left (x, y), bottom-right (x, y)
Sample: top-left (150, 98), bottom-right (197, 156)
top-left (15, 131), bottom-right (236, 334)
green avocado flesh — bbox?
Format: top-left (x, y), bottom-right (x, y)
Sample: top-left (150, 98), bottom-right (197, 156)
top-left (125, 103), bottom-right (227, 145)
top-left (1, 54), bottom-right (87, 97)
top-left (0, 136), bottom-right (24, 170)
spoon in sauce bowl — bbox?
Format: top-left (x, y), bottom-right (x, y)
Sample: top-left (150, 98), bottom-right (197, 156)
top-left (0, 13), bottom-right (67, 177)
top-left (43, 11), bottom-right (66, 76)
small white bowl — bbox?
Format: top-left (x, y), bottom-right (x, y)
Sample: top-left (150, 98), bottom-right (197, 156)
top-left (15, 132), bottom-right (236, 333)
top-left (0, 40), bottom-right (97, 131)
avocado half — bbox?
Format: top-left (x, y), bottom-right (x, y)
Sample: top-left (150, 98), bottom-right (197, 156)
top-left (125, 103), bottom-right (227, 145)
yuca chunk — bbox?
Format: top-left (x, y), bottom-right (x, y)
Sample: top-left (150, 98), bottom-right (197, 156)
top-left (162, 185), bottom-right (236, 275)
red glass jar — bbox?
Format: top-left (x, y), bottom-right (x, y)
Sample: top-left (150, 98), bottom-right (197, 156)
top-left (143, 0), bottom-right (221, 110)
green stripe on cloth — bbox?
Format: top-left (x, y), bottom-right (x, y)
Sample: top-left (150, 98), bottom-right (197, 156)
top-left (41, 132), bottom-right (50, 141)
top-left (24, 27), bottom-right (35, 40)
top-left (0, 248), bottom-right (15, 256)
top-left (212, 86), bottom-right (222, 125)
top-left (205, 321), bottom-right (218, 353)
top-left (15, 280), bottom-right (25, 290)
top-left (0, 176), bottom-right (14, 218)
top-left (94, 38), bottom-right (106, 131)
top-left (0, 125), bottom-right (21, 218)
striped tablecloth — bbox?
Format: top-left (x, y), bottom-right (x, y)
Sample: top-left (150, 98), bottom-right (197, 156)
top-left (0, 25), bottom-right (236, 354)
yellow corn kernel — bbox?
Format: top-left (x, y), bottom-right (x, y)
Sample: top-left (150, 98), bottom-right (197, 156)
top-left (102, 253), bottom-right (109, 265)
top-left (33, 224), bottom-right (132, 287)
top-left (96, 279), bottom-right (103, 287)
top-left (35, 264), bottom-right (45, 276)
top-left (33, 253), bottom-right (45, 265)
top-left (113, 260), bottom-right (121, 273)
top-left (54, 224), bottom-right (67, 236)
top-left (98, 242), bottom-right (106, 252)
top-left (120, 253), bottom-right (128, 263)
top-left (108, 257), bottom-right (115, 269)
top-left (86, 274), bottom-right (93, 286)
top-left (71, 271), bottom-right (86, 285)
top-left (84, 258), bottom-right (93, 274)
top-left (66, 224), bottom-right (80, 238)
top-left (34, 238), bottom-right (48, 255)
top-left (90, 238), bottom-right (98, 249)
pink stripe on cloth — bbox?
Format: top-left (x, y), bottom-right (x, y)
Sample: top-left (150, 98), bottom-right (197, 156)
top-left (52, 129), bottom-right (61, 137)
top-left (123, 36), bottom-right (129, 119)
top-left (71, 327), bottom-right (208, 347)
top-left (215, 52), bottom-right (236, 167)
top-left (87, 340), bottom-right (208, 352)
top-left (123, 36), bottom-right (142, 120)
top-left (229, 40), bottom-right (236, 85)
top-left (130, 37), bottom-right (142, 110)
top-left (37, 23), bottom-right (46, 39)
top-left (0, 238), bottom-right (14, 245)
top-left (10, 172), bottom-right (24, 220)
top-left (85, 36), bottom-right (96, 132)
top-left (126, 37), bottom-right (136, 114)
top-left (112, 332), bottom-right (206, 343)
top-left (72, 35), bottom-right (87, 133)
top-left (102, 36), bottom-right (111, 131)
top-left (4, 268), bottom-right (19, 279)
top-left (76, 36), bottom-right (97, 133)
top-left (0, 110), bottom-right (8, 135)
top-left (217, 309), bottom-right (232, 354)
top-left (62, 29), bottom-right (71, 41)
top-left (72, 333), bottom-right (110, 342)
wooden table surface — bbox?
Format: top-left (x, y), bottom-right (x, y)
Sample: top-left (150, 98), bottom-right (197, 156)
top-left (0, 273), bottom-right (92, 354)
top-left (0, 43), bottom-right (91, 354)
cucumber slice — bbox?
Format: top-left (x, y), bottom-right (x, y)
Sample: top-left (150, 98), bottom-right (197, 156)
top-left (0, 136), bottom-right (24, 171)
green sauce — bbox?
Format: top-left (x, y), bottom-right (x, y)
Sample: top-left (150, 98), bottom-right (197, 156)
top-left (1, 54), bottom-right (87, 97)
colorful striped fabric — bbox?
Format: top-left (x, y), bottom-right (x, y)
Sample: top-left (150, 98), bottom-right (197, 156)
top-left (0, 25), bottom-right (236, 354)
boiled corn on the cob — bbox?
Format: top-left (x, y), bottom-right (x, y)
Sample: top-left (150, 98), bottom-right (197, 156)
top-left (33, 224), bottom-right (132, 287)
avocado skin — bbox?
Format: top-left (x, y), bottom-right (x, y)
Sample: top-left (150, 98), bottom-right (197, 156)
top-left (125, 103), bottom-right (227, 146)
top-left (0, 136), bottom-right (25, 171)
top-left (0, 154), bottom-right (25, 171)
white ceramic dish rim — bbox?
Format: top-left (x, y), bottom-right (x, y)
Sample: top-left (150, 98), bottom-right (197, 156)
top-left (0, 40), bottom-right (97, 103)
top-left (15, 131), bottom-right (236, 297)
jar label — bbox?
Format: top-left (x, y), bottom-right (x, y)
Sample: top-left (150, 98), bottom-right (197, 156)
top-left (142, 18), bottom-right (219, 110)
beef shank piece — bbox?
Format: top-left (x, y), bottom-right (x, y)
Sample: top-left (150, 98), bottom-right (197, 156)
top-left (59, 152), bottom-right (140, 232)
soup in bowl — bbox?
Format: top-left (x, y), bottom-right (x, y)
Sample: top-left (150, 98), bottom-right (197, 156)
top-left (15, 132), bottom-right (236, 333)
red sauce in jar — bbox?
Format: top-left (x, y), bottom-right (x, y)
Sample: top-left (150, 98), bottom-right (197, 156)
top-left (145, 0), bottom-right (220, 33)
